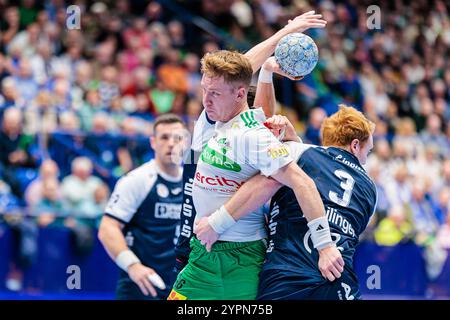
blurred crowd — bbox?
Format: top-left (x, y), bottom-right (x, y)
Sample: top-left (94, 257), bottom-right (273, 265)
top-left (0, 0), bottom-right (449, 263)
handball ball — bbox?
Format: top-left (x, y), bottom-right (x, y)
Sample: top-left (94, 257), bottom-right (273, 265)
top-left (274, 33), bottom-right (319, 77)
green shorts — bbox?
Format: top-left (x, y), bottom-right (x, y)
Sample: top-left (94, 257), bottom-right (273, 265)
top-left (168, 237), bottom-right (266, 300)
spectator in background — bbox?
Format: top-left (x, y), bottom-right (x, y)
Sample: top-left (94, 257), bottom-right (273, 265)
top-left (0, 178), bottom-right (21, 213)
top-left (29, 40), bottom-right (54, 86)
top-left (409, 182), bottom-right (441, 245)
top-left (367, 159), bottom-right (390, 220)
top-left (367, 139), bottom-right (392, 177)
top-left (432, 187), bottom-right (450, 225)
top-left (78, 89), bottom-right (104, 131)
top-left (23, 90), bottom-right (58, 134)
top-left (437, 213), bottom-right (450, 249)
top-left (149, 78), bottom-right (176, 115)
top-left (435, 158), bottom-right (450, 192)
top-left (392, 117), bottom-right (423, 160)
top-left (25, 159), bottom-right (60, 206)
top-left (98, 65), bottom-right (120, 108)
top-left (59, 110), bottom-right (81, 132)
top-left (384, 164), bottom-right (412, 209)
top-left (420, 114), bottom-right (448, 157)
top-left (77, 182), bottom-right (110, 227)
top-left (374, 205), bottom-right (414, 246)
top-left (61, 156), bottom-right (103, 215)
top-left (0, 107), bottom-right (39, 199)
top-left (35, 178), bottom-right (67, 228)
top-left (8, 22), bottom-right (41, 59)
top-left (0, 53), bottom-right (12, 83)
top-left (303, 107), bottom-right (326, 145)
top-left (14, 59), bottom-right (38, 103)
top-left (1, 7), bottom-right (21, 51)
top-left (0, 77), bottom-right (25, 118)
top-left (113, 117), bottom-right (150, 177)
top-left (131, 93), bottom-right (154, 122)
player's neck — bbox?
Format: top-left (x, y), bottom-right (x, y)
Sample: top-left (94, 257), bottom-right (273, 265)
top-left (154, 158), bottom-right (180, 178)
top-left (335, 145), bottom-right (361, 163)
top-left (226, 102), bottom-right (249, 122)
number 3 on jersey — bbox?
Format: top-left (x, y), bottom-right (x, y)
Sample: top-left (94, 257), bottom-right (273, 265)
top-left (329, 170), bottom-right (354, 207)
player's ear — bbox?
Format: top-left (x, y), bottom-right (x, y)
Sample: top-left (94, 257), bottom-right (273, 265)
top-left (149, 135), bottom-right (156, 150)
top-left (236, 86), bottom-right (246, 102)
top-left (350, 139), bottom-right (360, 153)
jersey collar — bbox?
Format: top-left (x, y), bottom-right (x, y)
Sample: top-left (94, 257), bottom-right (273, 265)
top-left (215, 107), bottom-right (266, 130)
top-left (151, 160), bottom-right (183, 182)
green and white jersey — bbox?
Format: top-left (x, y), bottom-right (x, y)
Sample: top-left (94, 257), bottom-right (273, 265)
top-left (193, 108), bottom-right (293, 242)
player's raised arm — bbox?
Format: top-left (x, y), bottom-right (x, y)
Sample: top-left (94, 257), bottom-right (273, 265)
top-left (254, 57), bottom-right (304, 117)
top-left (254, 58), bottom-right (277, 117)
top-left (244, 11), bottom-right (326, 74)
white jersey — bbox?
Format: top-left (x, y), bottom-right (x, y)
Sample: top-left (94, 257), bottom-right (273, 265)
top-left (193, 108), bottom-right (293, 242)
top-left (192, 110), bottom-right (215, 152)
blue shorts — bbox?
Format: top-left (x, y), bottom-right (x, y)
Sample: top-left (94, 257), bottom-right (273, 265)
top-left (257, 269), bottom-right (361, 300)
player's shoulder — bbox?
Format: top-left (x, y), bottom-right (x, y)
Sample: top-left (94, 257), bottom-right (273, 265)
top-left (116, 160), bottom-right (158, 188)
top-left (285, 142), bottom-right (317, 161)
top-left (193, 110), bottom-right (215, 137)
top-left (232, 108), bottom-right (266, 133)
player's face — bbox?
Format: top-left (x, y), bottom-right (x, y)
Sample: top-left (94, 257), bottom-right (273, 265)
top-left (151, 122), bottom-right (186, 166)
top-left (201, 75), bottom-right (246, 122)
top-left (353, 134), bottom-right (373, 165)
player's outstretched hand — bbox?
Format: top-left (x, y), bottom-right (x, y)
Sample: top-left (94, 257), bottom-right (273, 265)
top-left (262, 56), bottom-right (304, 81)
top-left (282, 10), bottom-right (327, 35)
top-left (318, 244), bottom-right (345, 281)
top-left (128, 263), bottom-right (166, 297)
top-left (194, 217), bottom-right (220, 252)
top-left (265, 114), bottom-right (301, 142)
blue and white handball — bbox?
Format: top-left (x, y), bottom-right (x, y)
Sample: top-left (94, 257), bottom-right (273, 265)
top-left (274, 33), bottom-right (319, 77)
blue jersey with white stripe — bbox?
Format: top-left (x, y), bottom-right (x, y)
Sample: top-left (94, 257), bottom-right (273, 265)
top-left (263, 145), bottom-right (377, 285)
top-left (105, 160), bottom-right (183, 284)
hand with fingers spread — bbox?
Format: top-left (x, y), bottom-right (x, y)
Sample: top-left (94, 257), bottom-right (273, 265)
top-left (318, 244), bottom-right (345, 282)
top-left (281, 10), bottom-right (327, 35)
top-left (194, 216), bottom-right (220, 252)
top-left (128, 263), bottom-right (166, 297)
top-left (265, 114), bottom-right (301, 142)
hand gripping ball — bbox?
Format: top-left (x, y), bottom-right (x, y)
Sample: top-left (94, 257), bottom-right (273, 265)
top-left (274, 33), bottom-right (319, 77)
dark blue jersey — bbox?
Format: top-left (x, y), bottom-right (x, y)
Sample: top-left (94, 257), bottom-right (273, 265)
top-left (105, 160), bottom-right (183, 284)
top-left (174, 111), bottom-right (215, 270)
top-left (262, 144), bottom-right (377, 286)
top-left (174, 149), bottom-right (200, 264)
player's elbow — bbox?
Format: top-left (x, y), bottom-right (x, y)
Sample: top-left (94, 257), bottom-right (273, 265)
top-left (97, 223), bottom-right (106, 244)
top-left (97, 216), bottom-right (110, 244)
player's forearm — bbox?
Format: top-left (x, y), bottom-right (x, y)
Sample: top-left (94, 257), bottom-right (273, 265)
top-left (98, 219), bottom-right (129, 260)
top-left (254, 82), bottom-right (276, 117)
top-left (291, 175), bottom-right (325, 222)
top-left (244, 41), bottom-right (277, 74)
top-left (224, 175), bottom-right (281, 221)
top-left (272, 162), bottom-right (325, 221)
top-left (277, 164), bottom-right (334, 250)
top-left (207, 175), bottom-right (281, 235)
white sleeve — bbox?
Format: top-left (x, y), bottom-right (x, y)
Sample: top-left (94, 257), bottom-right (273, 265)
top-left (104, 169), bottom-right (156, 223)
top-left (243, 127), bottom-right (293, 177)
top-left (284, 141), bottom-right (315, 162)
top-left (191, 110), bottom-right (215, 152)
